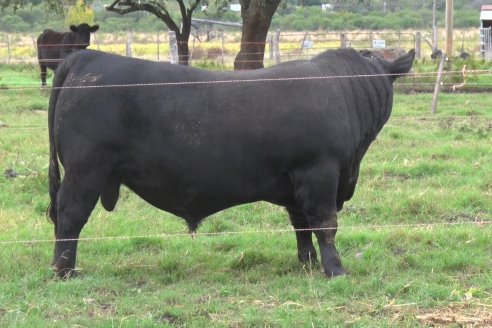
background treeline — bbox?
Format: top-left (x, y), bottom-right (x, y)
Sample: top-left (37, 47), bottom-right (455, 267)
top-left (0, 0), bottom-right (486, 33)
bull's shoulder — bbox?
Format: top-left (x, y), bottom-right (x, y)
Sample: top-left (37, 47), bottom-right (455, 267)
top-left (60, 31), bottom-right (76, 43)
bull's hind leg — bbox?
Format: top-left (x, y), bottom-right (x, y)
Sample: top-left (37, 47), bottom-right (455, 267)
top-left (286, 207), bottom-right (318, 264)
top-left (291, 163), bottom-right (346, 277)
top-left (52, 167), bottom-right (105, 278)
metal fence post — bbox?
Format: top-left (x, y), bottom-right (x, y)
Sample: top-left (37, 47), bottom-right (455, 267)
top-left (168, 31), bottom-right (179, 64)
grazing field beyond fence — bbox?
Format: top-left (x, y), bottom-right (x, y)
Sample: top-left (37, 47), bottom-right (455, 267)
top-left (0, 63), bottom-right (491, 327)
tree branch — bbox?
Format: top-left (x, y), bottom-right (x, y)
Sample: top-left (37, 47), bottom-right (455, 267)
top-left (106, 0), bottom-right (180, 34)
top-left (188, 0), bottom-right (202, 16)
top-left (176, 0), bottom-right (188, 21)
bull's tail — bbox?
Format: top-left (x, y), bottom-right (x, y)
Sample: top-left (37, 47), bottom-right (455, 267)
top-left (47, 61), bottom-right (70, 228)
top-left (47, 86), bottom-right (61, 227)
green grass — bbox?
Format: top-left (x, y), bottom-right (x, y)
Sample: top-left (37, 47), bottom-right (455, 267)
top-left (0, 65), bottom-right (491, 327)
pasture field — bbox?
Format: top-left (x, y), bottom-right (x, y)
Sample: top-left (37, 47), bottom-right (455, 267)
top-left (0, 64), bottom-right (491, 327)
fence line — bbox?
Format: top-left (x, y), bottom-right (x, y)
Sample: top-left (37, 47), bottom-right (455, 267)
top-left (1, 220), bottom-right (490, 246)
top-left (2, 29), bottom-right (483, 66)
top-left (1, 68), bottom-right (491, 93)
top-left (1, 115), bottom-right (490, 129)
top-left (3, 68), bottom-right (489, 78)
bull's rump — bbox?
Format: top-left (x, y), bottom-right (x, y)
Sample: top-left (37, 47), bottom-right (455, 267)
top-left (52, 50), bottom-right (386, 218)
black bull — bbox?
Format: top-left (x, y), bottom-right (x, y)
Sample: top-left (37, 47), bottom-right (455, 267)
top-left (48, 48), bottom-right (415, 278)
top-left (37, 23), bottom-right (99, 86)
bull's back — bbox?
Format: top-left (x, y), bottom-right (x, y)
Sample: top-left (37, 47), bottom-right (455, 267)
top-left (56, 51), bottom-right (356, 165)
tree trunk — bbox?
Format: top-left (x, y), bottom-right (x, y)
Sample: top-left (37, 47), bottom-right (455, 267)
top-left (176, 9), bottom-right (192, 66)
top-left (105, 0), bottom-right (200, 66)
top-left (177, 36), bottom-right (190, 65)
top-left (234, 0), bottom-right (281, 70)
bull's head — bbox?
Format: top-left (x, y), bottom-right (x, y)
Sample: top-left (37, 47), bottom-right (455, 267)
top-left (70, 23), bottom-right (99, 49)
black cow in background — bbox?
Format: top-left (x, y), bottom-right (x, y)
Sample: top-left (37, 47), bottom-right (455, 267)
top-left (48, 48), bottom-right (415, 279)
top-left (36, 23), bottom-right (99, 86)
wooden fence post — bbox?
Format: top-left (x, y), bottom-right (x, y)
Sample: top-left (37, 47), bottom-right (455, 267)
top-left (31, 34), bottom-right (37, 52)
top-left (168, 31), bottom-right (179, 64)
top-left (156, 31), bottom-right (160, 61)
top-left (415, 32), bottom-right (421, 59)
top-left (340, 33), bottom-right (347, 48)
top-left (92, 33), bottom-right (101, 50)
top-left (273, 29), bottom-right (281, 64)
top-left (7, 34), bottom-right (12, 63)
top-left (189, 35), bottom-right (195, 63)
top-left (126, 31), bottom-right (133, 57)
top-left (299, 32), bottom-right (308, 59)
top-left (220, 30), bottom-right (225, 66)
top-left (431, 54), bottom-right (447, 114)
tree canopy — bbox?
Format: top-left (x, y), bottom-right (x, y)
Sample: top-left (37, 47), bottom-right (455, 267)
top-left (1, 0), bottom-right (64, 13)
top-left (105, 0), bottom-right (205, 65)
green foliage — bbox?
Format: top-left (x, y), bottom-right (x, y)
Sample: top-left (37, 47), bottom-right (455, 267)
top-left (0, 6), bottom-right (64, 32)
top-left (271, 6), bottom-right (459, 31)
top-left (0, 13), bottom-right (30, 32)
top-left (65, 0), bottom-right (95, 27)
top-left (0, 1), bottom-right (487, 33)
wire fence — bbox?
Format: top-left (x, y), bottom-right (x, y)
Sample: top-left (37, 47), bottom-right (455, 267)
top-left (1, 220), bottom-right (491, 246)
top-left (1, 69), bottom-right (492, 90)
top-left (2, 29), bottom-right (491, 100)
top-left (1, 29), bottom-right (485, 67)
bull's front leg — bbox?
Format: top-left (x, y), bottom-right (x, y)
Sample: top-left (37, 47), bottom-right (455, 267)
top-left (310, 210), bottom-right (346, 277)
top-left (291, 163), bottom-right (346, 277)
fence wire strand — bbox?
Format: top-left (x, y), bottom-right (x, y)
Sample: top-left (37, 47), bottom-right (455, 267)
top-left (1, 69), bottom-right (492, 92)
top-left (0, 220), bottom-right (491, 246)
top-left (1, 114), bottom-right (491, 131)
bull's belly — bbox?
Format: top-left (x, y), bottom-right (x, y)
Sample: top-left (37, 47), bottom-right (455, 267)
top-left (121, 168), bottom-right (295, 221)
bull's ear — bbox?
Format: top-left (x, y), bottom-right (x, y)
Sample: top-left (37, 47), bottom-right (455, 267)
top-left (70, 25), bottom-right (78, 32)
top-left (388, 49), bottom-right (415, 81)
top-left (90, 25), bottom-right (99, 32)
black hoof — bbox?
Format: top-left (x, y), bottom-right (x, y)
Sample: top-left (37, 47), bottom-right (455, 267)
top-left (298, 250), bottom-right (318, 264)
top-left (324, 266), bottom-right (347, 278)
top-left (53, 267), bottom-right (78, 279)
